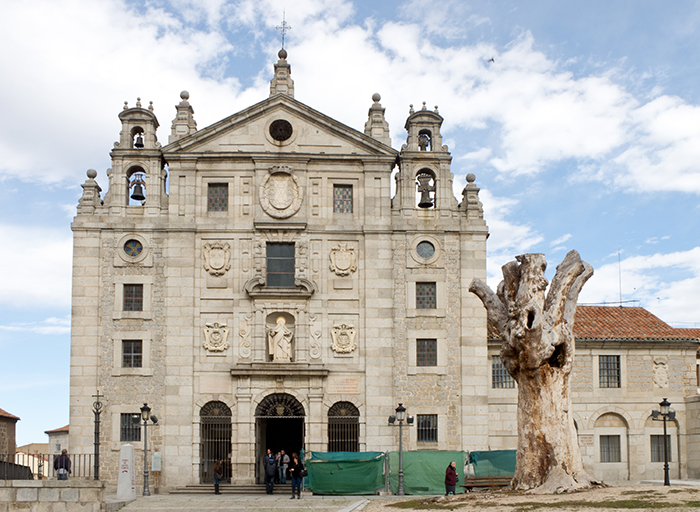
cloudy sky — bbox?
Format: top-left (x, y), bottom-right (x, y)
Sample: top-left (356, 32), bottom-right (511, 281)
top-left (2, 0), bottom-right (699, 446)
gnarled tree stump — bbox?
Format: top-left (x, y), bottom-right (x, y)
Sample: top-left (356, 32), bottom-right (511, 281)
top-left (470, 250), bottom-right (599, 493)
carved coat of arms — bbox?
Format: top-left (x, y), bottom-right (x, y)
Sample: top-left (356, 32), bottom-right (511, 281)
top-left (260, 167), bottom-right (303, 218)
top-left (331, 324), bottom-right (357, 354)
top-left (203, 243), bottom-right (231, 276)
top-left (329, 243), bottom-right (357, 276)
top-left (203, 322), bottom-right (229, 352)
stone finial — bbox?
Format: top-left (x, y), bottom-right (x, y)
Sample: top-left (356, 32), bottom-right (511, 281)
top-left (149, 101), bottom-right (154, 111)
top-left (136, 97), bottom-right (142, 108)
top-left (461, 173), bottom-right (483, 219)
top-left (409, 104), bottom-right (414, 114)
top-left (77, 169), bottom-right (103, 214)
top-left (123, 101), bottom-right (129, 110)
top-left (169, 90), bottom-right (198, 144)
top-left (364, 93), bottom-right (391, 146)
top-left (269, 49), bottom-right (295, 98)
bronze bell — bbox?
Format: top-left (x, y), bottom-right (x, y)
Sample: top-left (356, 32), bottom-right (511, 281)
top-left (134, 134), bottom-right (144, 148)
top-left (416, 173), bottom-right (435, 208)
top-left (131, 184), bottom-right (146, 201)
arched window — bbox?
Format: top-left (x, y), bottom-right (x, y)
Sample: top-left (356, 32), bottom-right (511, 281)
top-left (328, 402), bottom-right (360, 452)
top-left (127, 166), bottom-right (147, 206)
top-left (199, 401), bottom-right (232, 484)
top-left (415, 169), bottom-right (436, 209)
top-left (418, 129), bottom-right (432, 151)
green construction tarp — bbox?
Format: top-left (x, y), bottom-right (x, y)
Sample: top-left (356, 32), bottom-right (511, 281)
top-left (388, 451), bottom-right (467, 495)
top-left (306, 452), bottom-right (385, 495)
top-left (468, 450), bottom-right (516, 477)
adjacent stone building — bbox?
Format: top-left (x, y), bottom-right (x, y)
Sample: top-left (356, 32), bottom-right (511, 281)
top-left (68, 49), bottom-right (700, 491)
top-left (0, 408), bottom-right (19, 457)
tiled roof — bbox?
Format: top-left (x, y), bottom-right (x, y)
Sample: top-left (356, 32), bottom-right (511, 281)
top-left (0, 407), bottom-right (20, 420)
top-left (44, 425), bottom-right (69, 434)
top-left (488, 306), bottom-right (699, 342)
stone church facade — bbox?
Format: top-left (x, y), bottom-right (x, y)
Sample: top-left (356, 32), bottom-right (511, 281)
top-left (69, 50), bottom-right (700, 491)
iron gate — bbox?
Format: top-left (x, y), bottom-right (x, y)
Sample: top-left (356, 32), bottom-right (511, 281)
top-left (328, 401), bottom-right (359, 452)
top-left (199, 401), bottom-right (232, 484)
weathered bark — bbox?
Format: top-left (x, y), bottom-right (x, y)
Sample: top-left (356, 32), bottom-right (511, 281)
top-left (470, 250), bottom-right (600, 493)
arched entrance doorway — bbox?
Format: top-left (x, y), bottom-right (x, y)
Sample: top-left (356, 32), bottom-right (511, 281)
top-left (328, 401), bottom-right (360, 452)
top-left (199, 401), bottom-right (232, 484)
top-left (255, 393), bottom-right (305, 483)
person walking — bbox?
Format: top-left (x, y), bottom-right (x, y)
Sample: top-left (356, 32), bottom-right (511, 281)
top-left (279, 450), bottom-right (289, 484)
top-left (54, 449), bottom-right (71, 480)
top-left (288, 452), bottom-right (304, 499)
top-left (213, 459), bottom-right (223, 494)
top-left (445, 460), bottom-right (458, 496)
top-left (263, 449), bottom-right (277, 494)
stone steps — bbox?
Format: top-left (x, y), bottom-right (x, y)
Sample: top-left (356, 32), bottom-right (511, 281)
top-left (169, 483), bottom-right (293, 495)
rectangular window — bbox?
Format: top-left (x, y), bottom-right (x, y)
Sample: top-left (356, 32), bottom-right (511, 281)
top-left (122, 340), bottom-right (143, 368)
top-left (600, 435), bottom-right (621, 463)
top-left (207, 183), bottom-right (228, 212)
top-left (120, 413), bottom-right (141, 442)
top-left (417, 414), bottom-right (438, 443)
top-left (492, 355), bottom-right (516, 388)
top-left (599, 355), bottom-right (621, 388)
top-left (333, 185), bottom-right (353, 213)
top-left (416, 282), bottom-right (436, 309)
top-left (266, 243), bottom-right (295, 288)
top-left (651, 435), bottom-right (672, 463)
top-left (123, 284), bottom-right (143, 312)
top-left (416, 339), bottom-right (437, 367)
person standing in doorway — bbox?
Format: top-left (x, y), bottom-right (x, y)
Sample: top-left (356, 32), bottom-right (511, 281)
top-left (54, 449), bottom-right (71, 480)
top-left (445, 460), bottom-right (458, 496)
top-left (288, 452), bottom-right (304, 499)
top-left (213, 459), bottom-right (223, 494)
top-left (263, 449), bottom-right (277, 494)
top-left (279, 450), bottom-right (289, 484)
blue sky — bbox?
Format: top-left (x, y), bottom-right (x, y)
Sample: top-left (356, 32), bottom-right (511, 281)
top-left (1, 0), bottom-right (699, 446)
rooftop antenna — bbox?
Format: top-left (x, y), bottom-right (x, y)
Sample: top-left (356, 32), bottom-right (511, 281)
top-left (618, 248), bottom-right (622, 306)
top-left (276, 10), bottom-right (292, 49)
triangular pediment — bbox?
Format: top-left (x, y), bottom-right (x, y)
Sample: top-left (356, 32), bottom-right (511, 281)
top-left (162, 94), bottom-right (397, 157)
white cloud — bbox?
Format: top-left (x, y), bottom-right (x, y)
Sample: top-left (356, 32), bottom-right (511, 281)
top-left (0, 224), bottom-right (72, 307)
top-left (550, 234), bottom-right (573, 246)
top-left (0, 316), bottom-right (71, 336)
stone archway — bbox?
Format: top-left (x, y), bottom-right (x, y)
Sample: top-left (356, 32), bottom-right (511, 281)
top-left (199, 401), bottom-right (232, 484)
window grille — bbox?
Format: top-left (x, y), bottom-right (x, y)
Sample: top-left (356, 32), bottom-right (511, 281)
top-left (492, 355), bottom-right (516, 388)
top-left (651, 435), bottom-right (672, 463)
top-left (599, 355), bottom-right (621, 388)
top-left (200, 401), bottom-right (232, 484)
top-left (123, 284), bottom-right (143, 311)
top-left (328, 402), bottom-right (360, 452)
top-left (208, 183), bottom-right (228, 212)
top-left (120, 413), bottom-right (141, 442)
top-left (266, 243), bottom-right (295, 288)
top-left (416, 339), bottom-right (437, 367)
top-left (333, 185), bottom-right (353, 213)
top-left (122, 340), bottom-right (143, 368)
top-left (600, 435), bottom-right (621, 463)
top-left (416, 414), bottom-right (438, 443)
top-left (416, 282), bottom-right (436, 309)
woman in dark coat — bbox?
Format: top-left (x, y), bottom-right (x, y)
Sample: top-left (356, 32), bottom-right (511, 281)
top-left (288, 452), bottom-right (304, 499)
top-left (213, 460), bottom-right (223, 494)
top-left (445, 460), bottom-right (458, 496)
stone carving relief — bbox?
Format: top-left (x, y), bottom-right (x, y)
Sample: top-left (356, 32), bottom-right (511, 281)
top-left (203, 242), bottom-right (231, 276)
top-left (331, 324), bottom-right (357, 354)
top-left (238, 314), bottom-right (252, 359)
top-left (203, 322), bottom-right (229, 352)
top-left (309, 314), bottom-right (322, 360)
top-left (329, 243), bottom-right (357, 277)
top-left (266, 316), bottom-right (294, 362)
top-left (259, 166), bottom-right (303, 219)
top-left (653, 357), bottom-right (669, 388)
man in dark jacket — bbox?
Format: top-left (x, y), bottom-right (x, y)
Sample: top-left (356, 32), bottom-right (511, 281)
top-left (263, 449), bottom-right (277, 494)
top-left (54, 449), bottom-right (71, 480)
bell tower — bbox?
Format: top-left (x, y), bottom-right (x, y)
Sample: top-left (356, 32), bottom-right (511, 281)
top-left (105, 98), bottom-right (166, 211)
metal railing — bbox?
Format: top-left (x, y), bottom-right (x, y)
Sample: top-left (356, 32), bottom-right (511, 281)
top-left (0, 453), bottom-right (94, 480)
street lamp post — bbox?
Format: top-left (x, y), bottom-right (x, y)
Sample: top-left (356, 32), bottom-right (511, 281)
top-left (92, 391), bottom-right (104, 480)
top-left (387, 403), bottom-right (414, 496)
top-left (652, 398), bottom-right (675, 486)
top-left (137, 403), bottom-right (158, 496)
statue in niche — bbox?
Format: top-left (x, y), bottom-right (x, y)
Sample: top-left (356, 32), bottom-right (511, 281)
top-left (266, 316), bottom-right (294, 362)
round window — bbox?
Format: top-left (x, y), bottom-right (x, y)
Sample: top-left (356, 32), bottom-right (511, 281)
top-left (269, 119), bottom-right (293, 141)
top-left (124, 239), bottom-right (143, 257)
top-left (416, 241), bottom-right (435, 259)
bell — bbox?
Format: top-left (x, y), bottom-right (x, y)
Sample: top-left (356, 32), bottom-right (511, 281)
top-left (416, 174), bottom-right (434, 209)
top-left (131, 184), bottom-right (146, 201)
top-left (134, 135), bottom-right (144, 148)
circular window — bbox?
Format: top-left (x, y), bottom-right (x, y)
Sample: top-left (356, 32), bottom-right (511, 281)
top-left (124, 239), bottom-right (143, 257)
top-left (269, 119), bottom-right (293, 141)
top-left (416, 241), bottom-right (435, 259)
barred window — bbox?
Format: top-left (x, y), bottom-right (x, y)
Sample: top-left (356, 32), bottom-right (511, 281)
top-left (333, 185), bottom-right (353, 213)
top-left (599, 355), bottom-right (621, 388)
top-left (123, 284), bottom-right (143, 311)
top-left (416, 414), bottom-right (438, 443)
top-left (120, 413), bottom-right (141, 442)
top-left (122, 340), bottom-right (143, 368)
top-left (416, 339), bottom-right (437, 367)
top-left (416, 282), bottom-right (436, 309)
top-left (328, 402), bottom-right (360, 452)
top-left (492, 356), bottom-right (516, 388)
top-left (651, 435), bottom-right (672, 463)
top-left (208, 183), bottom-right (228, 212)
top-left (600, 435), bottom-right (621, 463)
top-left (266, 243), bottom-right (295, 288)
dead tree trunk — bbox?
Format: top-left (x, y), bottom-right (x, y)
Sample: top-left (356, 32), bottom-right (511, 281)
top-left (469, 250), bottom-right (599, 493)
